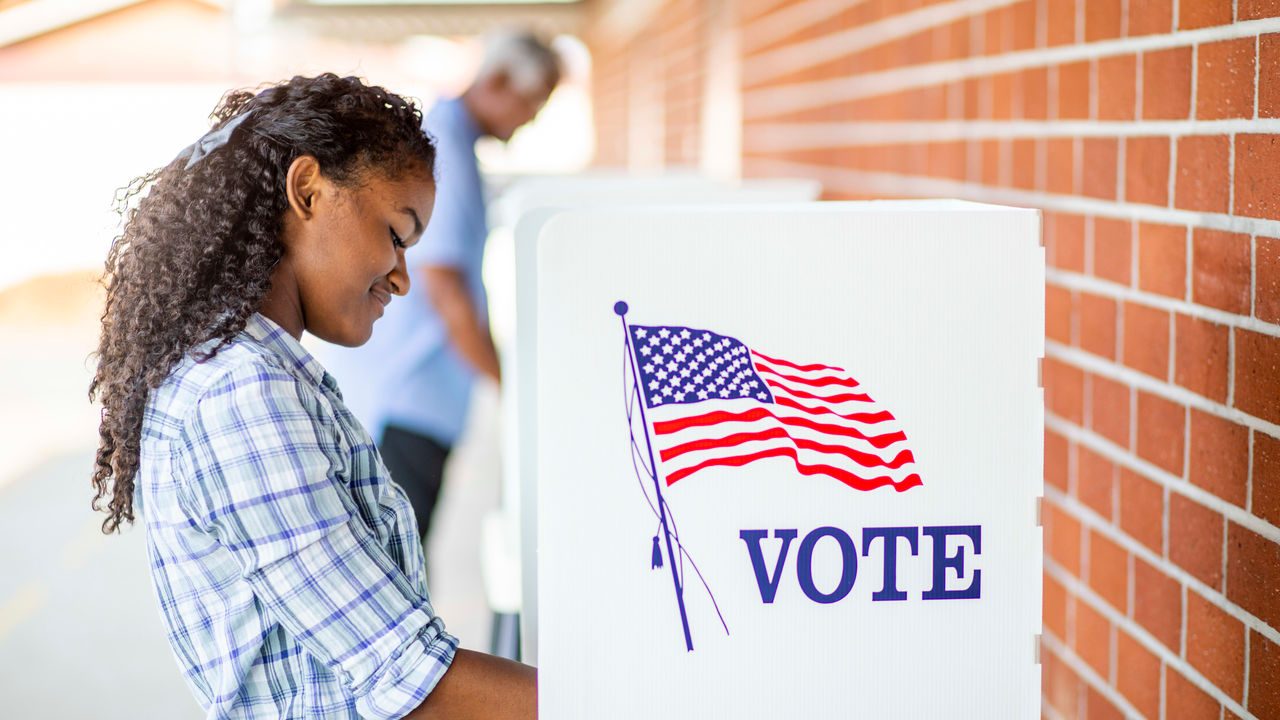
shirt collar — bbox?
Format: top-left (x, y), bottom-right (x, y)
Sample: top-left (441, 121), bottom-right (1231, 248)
top-left (242, 313), bottom-right (340, 394)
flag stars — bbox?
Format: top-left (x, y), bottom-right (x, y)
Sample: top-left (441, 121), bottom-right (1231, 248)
top-left (680, 329), bottom-right (691, 339)
top-left (659, 328), bottom-right (671, 339)
top-left (697, 390), bottom-right (709, 400)
top-left (635, 328), bottom-right (647, 338)
top-left (640, 346), bottom-right (652, 356)
top-left (662, 386), bottom-right (673, 397)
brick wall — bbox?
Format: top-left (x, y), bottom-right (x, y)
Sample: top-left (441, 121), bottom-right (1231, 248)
top-left (587, 1), bottom-right (1280, 717)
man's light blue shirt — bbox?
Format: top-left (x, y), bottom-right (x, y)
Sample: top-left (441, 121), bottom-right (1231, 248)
top-left (326, 97), bottom-right (489, 447)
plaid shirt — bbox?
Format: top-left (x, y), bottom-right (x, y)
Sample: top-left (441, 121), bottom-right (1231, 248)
top-left (137, 313), bottom-right (457, 719)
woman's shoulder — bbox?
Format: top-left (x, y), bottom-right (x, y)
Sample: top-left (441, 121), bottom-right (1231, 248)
top-left (144, 331), bottom-right (308, 439)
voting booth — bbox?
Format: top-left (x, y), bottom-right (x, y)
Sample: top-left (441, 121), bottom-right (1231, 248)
top-left (517, 201), bottom-right (1044, 717)
top-left (481, 175), bottom-right (823, 650)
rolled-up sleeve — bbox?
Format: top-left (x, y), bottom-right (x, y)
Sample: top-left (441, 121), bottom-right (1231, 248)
top-left (175, 362), bottom-right (457, 720)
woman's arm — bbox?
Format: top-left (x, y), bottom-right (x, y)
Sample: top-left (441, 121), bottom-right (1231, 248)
top-left (405, 648), bottom-right (536, 719)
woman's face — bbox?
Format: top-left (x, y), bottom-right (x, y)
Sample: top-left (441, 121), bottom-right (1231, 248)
top-left (274, 158), bottom-right (435, 347)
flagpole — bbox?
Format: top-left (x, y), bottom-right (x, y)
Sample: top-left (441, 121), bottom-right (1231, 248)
top-left (615, 301), bottom-right (694, 652)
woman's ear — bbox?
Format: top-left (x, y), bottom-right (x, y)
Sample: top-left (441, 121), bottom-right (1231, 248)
top-left (284, 155), bottom-right (323, 220)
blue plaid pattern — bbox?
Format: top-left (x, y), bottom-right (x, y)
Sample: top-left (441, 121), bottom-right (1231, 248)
top-left (136, 313), bottom-right (457, 719)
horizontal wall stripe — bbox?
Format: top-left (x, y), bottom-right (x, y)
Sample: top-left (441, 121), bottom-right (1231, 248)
top-left (741, 158), bottom-right (1280, 238)
top-left (744, 119), bottom-right (1280, 149)
top-left (743, 16), bottom-right (1280, 119)
top-left (743, 0), bottom-right (1020, 86)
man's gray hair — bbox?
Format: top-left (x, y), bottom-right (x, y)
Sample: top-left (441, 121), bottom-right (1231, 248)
top-left (475, 31), bottom-right (563, 96)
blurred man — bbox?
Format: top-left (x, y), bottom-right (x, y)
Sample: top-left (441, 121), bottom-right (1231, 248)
top-left (330, 32), bottom-right (561, 545)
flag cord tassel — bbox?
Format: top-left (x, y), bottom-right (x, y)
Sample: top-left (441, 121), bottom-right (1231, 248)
top-left (617, 301), bottom-right (694, 652)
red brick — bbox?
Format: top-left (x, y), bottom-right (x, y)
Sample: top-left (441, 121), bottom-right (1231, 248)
top-left (1096, 54), bottom-right (1136, 120)
top-left (1044, 570), bottom-right (1068, 639)
top-left (1056, 61), bottom-right (1091, 119)
top-left (1192, 228), bottom-right (1251, 314)
top-left (1136, 391), bottom-right (1185, 474)
top-left (1046, 139), bottom-right (1076, 195)
top-left (1047, 428), bottom-right (1070, 492)
top-left (992, 72), bottom-right (1014, 119)
top-left (1012, 1), bottom-right (1037, 52)
top-left (1234, 328), bottom-right (1280, 425)
top-left (1085, 685), bottom-right (1124, 720)
top-left (1021, 66), bottom-right (1049, 119)
top-left (1170, 494), bottom-right (1225, 589)
top-left (981, 138), bottom-right (1002, 185)
top-left (1254, 431), bottom-right (1280, 527)
top-left (1137, 222), bottom-right (1186, 299)
top-left (1258, 236), bottom-right (1280, 322)
top-left (1128, 0), bottom-right (1173, 36)
top-left (1188, 409), bottom-right (1249, 506)
top-left (1226, 521), bottom-right (1280, 628)
top-left (1124, 136), bottom-right (1170, 206)
top-left (1082, 138), bottom-right (1118, 200)
top-left (1134, 556), bottom-right (1182, 652)
top-left (1176, 135), bottom-right (1232, 213)
top-left (1049, 213), bottom-right (1086, 272)
top-left (1122, 302), bottom-right (1170, 379)
top-left (1250, 631), bottom-right (1280, 720)
top-left (1235, 134), bottom-right (1280, 220)
top-left (1046, 498), bottom-right (1083, 576)
top-left (1143, 46), bottom-right (1193, 119)
top-left (1046, 284), bottom-right (1072, 344)
top-left (1085, 0), bottom-right (1122, 40)
top-left (1180, 0), bottom-right (1233, 28)
top-left (1089, 529), bottom-right (1128, 611)
top-left (1120, 467), bottom-right (1164, 554)
top-left (1047, 0), bottom-right (1077, 46)
top-left (1046, 357), bottom-right (1085, 424)
top-left (1074, 599), bottom-right (1111, 676)
top-left (1011, 138), bottom-right (1035, 189)
top-left (1116, 629), bottom-right (1161, 718)
top-left (1092, 217), bottom-right (1132, 284)
top-left (1078, 448), bottom-right (1115, 518)
top-left (1079, 292), bottom-right (1116, 358)
top-left (1043, 647), bottom-right (1082, 718)
top-left (1240, 0), bottom-right (1280, 21)
top-left (1166, 668), bottom-right (1221, 720)
top-left (1196, 38), bottom-right (1256, 120)
top-left (1090, 374), bottom-right (1130, 448)
top-left (1261, 34), bottom-right (1280, 117)
top-left (1174, 314), bottom-right (1230, 402)
top-left (1185, 590), bottom-right (1245, 701)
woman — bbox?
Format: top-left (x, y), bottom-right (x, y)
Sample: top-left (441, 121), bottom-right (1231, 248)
top-left (89, 74), bottom-right (534, 719)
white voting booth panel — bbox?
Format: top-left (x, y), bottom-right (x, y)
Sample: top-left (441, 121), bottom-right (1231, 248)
top-left (487, 176), bottom-right (822, 635)
top-left (518, 201), bottom-right (1044, 718)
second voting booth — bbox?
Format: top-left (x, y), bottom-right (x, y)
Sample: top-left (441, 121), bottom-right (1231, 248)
top-left (517, 201), bottom-right (1044, 717)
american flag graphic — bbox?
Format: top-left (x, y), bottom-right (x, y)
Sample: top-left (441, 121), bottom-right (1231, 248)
top-left (629, 323), bottom-right (923, 492)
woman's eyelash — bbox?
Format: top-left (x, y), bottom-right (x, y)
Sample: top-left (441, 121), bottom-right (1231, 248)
top-left (390, 227), bottom-right (406, 249)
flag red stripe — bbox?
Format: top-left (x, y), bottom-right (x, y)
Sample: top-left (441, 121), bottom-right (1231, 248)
top-left (768, 384), bottom-right (872, 404)
top-left (651, 407), bottom-right (906, 448)
top-left (749, 350), bottom-right (841, 373)
top-left (664, 446), bottom-right (923, 492)
top-left (754, 362), bottom-right (861, 389)
top-left (658, 427), bottom-right (916, 468)
top-left (772, 395), bottom-right (895, 423)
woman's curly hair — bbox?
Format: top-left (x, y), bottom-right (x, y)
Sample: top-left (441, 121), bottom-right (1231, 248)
top-left (90, 74), bottom-right (437, 533)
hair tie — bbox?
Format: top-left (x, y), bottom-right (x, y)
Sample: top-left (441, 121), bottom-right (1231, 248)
top-left (174, 111), bottom-right (254, 169)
